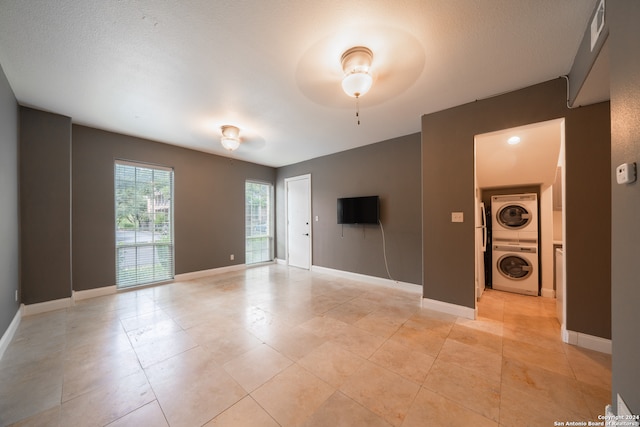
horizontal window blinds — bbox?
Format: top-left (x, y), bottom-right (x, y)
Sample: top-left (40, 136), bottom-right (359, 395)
top-left (115, 162), bottom-right (174, 288)
top-left (245, 181), bottom-right (273, 264)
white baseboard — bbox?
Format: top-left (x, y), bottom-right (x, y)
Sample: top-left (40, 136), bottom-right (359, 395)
top-left (174, 264), bottom-right (247, 281)
top-left (563, 325), bottom-right (612, 354)
top-left (275, 258), bottom-right (287, 266)
top-left (541, 288), bottom-right (555, 298)
top-left (422, 297), bottom-right (477, 320)
top-left (0, 309), bottom-right (21, 360)
top-left (21, 297), bottom-right (72, 317)
top-left (310, 265), bottom-right (422, 294)
top-left (247, 260), bottom-right (277, 269)
top-left (18, 265), bottom-right (255, 319)
top-left (73, 285), bottom-right (117, 301)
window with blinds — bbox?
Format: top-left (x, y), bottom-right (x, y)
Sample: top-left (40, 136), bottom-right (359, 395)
top-left (115, 161), bottom-right (174, 288)
top-left (245, 181), bottom-right (273, 264)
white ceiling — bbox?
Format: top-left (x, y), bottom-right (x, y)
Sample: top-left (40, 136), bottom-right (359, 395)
top-left (0, 0), bottom-right (597, 167)
top-left (475, 119), bottom-right (562, 190)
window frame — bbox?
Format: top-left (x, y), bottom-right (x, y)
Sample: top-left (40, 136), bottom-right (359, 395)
top-left (114, 160), bottom-right (175, 288)
top-left (245, 180), bottom-right (274, 265)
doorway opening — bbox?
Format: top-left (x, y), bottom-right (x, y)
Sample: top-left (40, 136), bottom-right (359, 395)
top-left (474, 119), bottom-right (566, 328)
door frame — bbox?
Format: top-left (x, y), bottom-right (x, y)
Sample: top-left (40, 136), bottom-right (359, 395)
top-left (473, 119), bottom-right (567, 335)
top-left (284, 174), bottom-right (312, 269)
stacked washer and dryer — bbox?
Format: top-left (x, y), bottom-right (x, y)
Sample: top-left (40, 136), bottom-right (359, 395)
top-left (490, 193), bottom-right (539, 296)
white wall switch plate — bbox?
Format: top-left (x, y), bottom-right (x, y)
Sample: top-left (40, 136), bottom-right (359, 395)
top-left (451, 212), bottom-right (464, 223)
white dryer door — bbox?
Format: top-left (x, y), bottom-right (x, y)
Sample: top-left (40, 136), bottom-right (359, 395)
top-left (496, 204), bottom-right (532, 230)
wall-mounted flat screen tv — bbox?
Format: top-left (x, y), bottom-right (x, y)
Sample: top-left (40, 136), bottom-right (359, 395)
top-left (337, 196), bottom-right (380, 224)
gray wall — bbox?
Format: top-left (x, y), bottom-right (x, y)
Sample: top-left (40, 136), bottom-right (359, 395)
top-left (276, 133), bottom-right (422, 286)
top-left (564, 101), bottom-right (611, 339)
top-left (609, 0), bottom-right (640, 414)
top-left (72, 125), bottom-right (275, 291)
top-left (422, 79), bottom-right (611, 339)
top-left (0, 64), bottom-right (19, 337)
top-left (20, 108), bottom-right (72, 304)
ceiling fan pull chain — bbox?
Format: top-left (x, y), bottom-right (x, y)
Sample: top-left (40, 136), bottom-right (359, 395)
top-left (356, 96), bottom-right (361, 125)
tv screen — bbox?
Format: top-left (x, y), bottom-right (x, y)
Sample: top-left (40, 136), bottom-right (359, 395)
top-left (337, 196), bottom-right (379, 224)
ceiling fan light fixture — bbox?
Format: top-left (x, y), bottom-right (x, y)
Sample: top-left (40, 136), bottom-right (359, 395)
top-left (340, 46), bottom-right (373, 98)
top-left (341, 72), bottom-right (373, 98)
top-left (220, 125), bottom-right (241, 151)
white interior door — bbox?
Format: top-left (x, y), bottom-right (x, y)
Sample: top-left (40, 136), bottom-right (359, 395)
top-left (286, 175), bottom-right (311, 269)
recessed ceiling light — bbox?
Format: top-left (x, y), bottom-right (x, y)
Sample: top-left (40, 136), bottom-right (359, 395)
top-left (507, 136), bottom-right (521, 145)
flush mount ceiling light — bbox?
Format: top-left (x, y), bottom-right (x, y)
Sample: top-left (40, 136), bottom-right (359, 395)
top-left (340, 46), bottom-right (373, 125)
top-left (220, 125), bottom-right (241, 151)
top-left (341, 46), bottom-right (373, 98)
top-left (508, 136), bottom-right (521, 145)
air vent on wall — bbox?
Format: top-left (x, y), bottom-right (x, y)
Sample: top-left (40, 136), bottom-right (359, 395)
top-left (590, 0), bottom-right (605, 51)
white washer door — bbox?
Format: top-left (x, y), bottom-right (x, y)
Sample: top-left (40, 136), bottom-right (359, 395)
top-left (496, 204), bottom-right (533, 230)
top-left (497, 254), bottom-right (533, 280)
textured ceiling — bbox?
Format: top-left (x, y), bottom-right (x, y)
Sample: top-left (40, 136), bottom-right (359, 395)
top-left (0, 0), bottom-right (597, 167)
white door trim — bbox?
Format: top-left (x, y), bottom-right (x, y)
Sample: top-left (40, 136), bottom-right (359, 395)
top-left (284, 174), bottom-right (312, 269)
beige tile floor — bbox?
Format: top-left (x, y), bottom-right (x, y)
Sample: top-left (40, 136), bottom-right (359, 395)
top-left (0, 265), bottom-right (612, 426)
